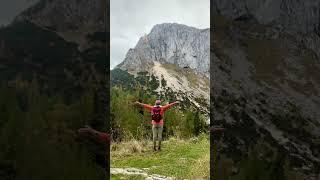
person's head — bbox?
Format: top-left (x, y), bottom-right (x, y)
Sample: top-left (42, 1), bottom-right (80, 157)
top-left (155, 99), bottom-right (161, 106)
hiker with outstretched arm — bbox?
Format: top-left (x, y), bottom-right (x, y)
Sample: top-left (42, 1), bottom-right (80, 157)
top-left (77, 126), bottom-right (110, 178)
top-left (78, 125), bottom-right (110, 145)
top-left (134, 100), bottom-right (179, 151)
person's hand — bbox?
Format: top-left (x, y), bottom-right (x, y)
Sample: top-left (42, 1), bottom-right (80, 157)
top-left (78, 125), bottom-right (94, 135)
top-left (175, 101), bottom-right (180, 104)
top-left (78, 127), bottom-right (92, 134)
top-left (133, 101), bottom-right (141, 106)
top-left (77, 126), bottom-right (110, 145)
top-left (210, 126), bottom-right (225, 133)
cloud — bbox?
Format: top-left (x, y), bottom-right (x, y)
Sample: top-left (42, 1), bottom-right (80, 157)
top-left (110, 0), bottom-right (210, 69)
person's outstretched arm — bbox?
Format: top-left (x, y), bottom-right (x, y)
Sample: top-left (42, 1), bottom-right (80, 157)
top-left (163, 101), bottom-right (180, 111)
top-left (78, 126), bottom-right (110, 144)
top-left (210, 126), bottom-right (225, 133)
top-left (134, 101), bottom-right (153, 111)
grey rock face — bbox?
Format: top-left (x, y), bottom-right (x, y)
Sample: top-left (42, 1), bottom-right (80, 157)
top-left (15, 0), bottom-right (105, 32)
top-left (213, 0), bottom-right (320, 57)
top-left (213, 0), bottom-right (320, 34)
top-left (12, 0), bottom-right (106, 51)
top-left (118, 23), bottom-right (210, 76)
top-left (212, 1), bottom-right (320, 178)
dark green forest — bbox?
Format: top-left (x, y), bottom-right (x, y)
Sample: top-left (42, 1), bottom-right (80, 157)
top-left (0, 20), bottom-right (108, 179)
top-left (0, 77), bottom-right (106, 179)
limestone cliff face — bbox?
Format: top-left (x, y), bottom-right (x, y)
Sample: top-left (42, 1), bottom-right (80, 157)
top-left (213, 0), bottom-right (320, 33)
top-left (118, 23), bottom-right (210, 76)
top-left (13, 0), bottom-right (106, 51)
top-left (212, 1), bottom-right (320, 178)
top-left (115, 23), bottom-right (210, 116)
top-left (213, 0), bottom-right (320, 57)
top-left (15, 0), bottom-right (106, 32)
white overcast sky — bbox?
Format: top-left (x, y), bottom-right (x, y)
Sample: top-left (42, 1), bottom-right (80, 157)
top-left (110, 0), bottom-right (210, 69)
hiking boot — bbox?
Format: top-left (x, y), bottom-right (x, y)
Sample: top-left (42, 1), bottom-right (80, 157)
top-left (153, 146), bottom-right (157, 151)
top-left (158, 146), bottom-right (161, 151)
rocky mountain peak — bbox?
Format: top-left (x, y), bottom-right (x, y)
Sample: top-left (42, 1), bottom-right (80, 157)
top-left (15, 0), bottom-right (106, 32)
top-left (213, 0), bottom-right (320, 57)
top-left (117, 23), bottom-right (209, 76)
top-left (12, 0), bottom-right (106, 51)
top-left (213, 0), bottom-right (320, 34)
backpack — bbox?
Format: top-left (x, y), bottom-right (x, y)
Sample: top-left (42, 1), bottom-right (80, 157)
top-left (151, 106), bottom-right (162, 122)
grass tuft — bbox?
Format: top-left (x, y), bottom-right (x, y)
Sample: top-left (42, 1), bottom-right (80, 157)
top-left (111, 139), bottom-right (149, 157)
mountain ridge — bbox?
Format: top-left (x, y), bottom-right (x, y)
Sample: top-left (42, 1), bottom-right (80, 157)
top-left (113, 23), bottom-right (210, 117)
top-left (117, 23), bottom-right (210, 77)
top-left (13, 0), bottom-right (106, 51)
top-left (212, 3), bottom-right (320, 178)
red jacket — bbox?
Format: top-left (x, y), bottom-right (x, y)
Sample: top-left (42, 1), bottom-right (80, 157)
top-left (142, 102), bottom-right (178, 125)
top-left (98, 132), bottom-right (110, 144)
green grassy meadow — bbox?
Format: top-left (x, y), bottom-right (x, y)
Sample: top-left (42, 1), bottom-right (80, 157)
top-left (111, 135), bottom-right (210, 179)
